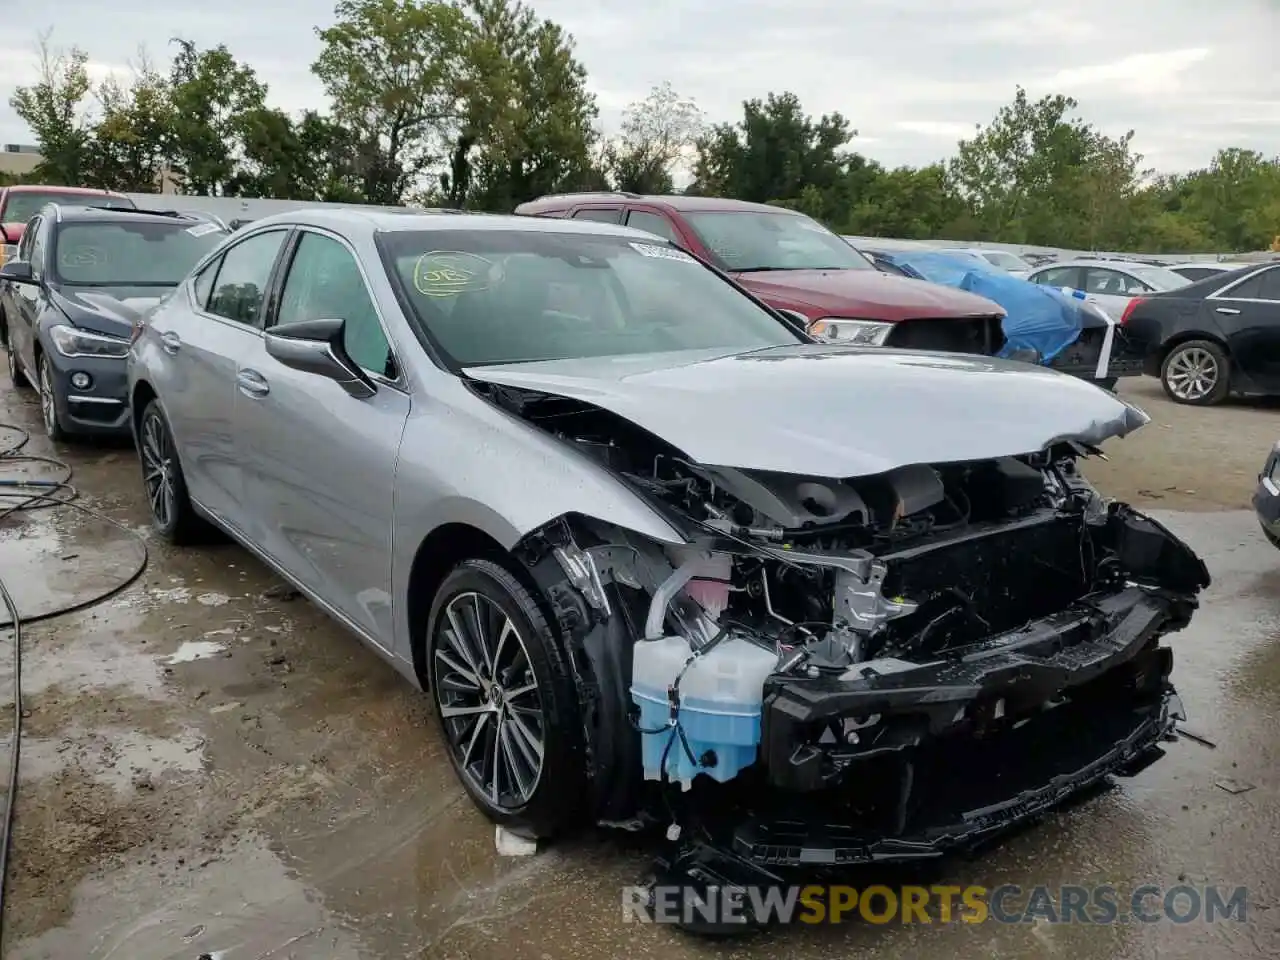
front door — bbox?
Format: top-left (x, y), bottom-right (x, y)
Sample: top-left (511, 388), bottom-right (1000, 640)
top-left (234, 228), bottom-right (409, 647)
top-left (1207, 266), bottom-right (1280, 390)
top-left (148, 228), bottom-right (291, 525)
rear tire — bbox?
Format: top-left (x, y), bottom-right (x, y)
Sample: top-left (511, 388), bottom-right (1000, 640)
top-left (138, 399), bottom-right (208, 544)
top-left (425, 557), bottom-right (585, 839)
top-left (3, 318), bottom-right (29, 390)
top-left (1161, 339), bottom-right (1230, 406)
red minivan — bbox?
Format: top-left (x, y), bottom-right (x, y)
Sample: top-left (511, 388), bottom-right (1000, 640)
top-left (514, 193), bottom-right (1008, 355)
top-left (0, 185), bottom-right (135, 248)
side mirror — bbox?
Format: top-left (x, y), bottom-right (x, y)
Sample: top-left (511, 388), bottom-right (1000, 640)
top-left (263, 318), bottom-right (376, 399)
top-left (0, 260), bottom-right (35, 284)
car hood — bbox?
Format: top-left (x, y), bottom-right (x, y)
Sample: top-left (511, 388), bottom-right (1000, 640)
top-left (731, 269), bottom-right (1005, 322)
top-left (463, 343), bottom-right (1149, 478)
top-left (51, 287), bottom-right (171, 339)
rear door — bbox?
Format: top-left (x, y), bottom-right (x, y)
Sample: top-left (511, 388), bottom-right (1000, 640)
top-left (233, 228), bottom-right (409, 646)
top-left (146, 227), bottom-right (291, 527)
top-left (1206, 266), bottom-right (1280, 390)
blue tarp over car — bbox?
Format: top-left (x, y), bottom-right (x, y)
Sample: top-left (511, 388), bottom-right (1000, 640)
top-left (870, 250), bottom-right (1092, 364)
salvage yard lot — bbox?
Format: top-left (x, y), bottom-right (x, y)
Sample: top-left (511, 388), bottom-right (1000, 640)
top-left (0, 374), bottom-right (1276, 960)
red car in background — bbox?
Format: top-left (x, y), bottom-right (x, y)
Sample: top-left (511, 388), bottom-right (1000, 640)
top-left (514, 193), bottom-right (1008, 356)
top-left (0, 185), bottom-right (135, 249)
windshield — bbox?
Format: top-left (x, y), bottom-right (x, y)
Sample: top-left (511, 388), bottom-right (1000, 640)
top-left (53, 220), bottom-right (227, 287)
top-left (982, 251), bottom-right (1029, 270)
top-left (1129, 265), bottom-right (1191, 290)
top-left (378, 229), bottom-right (804, 366)
top-left (3, 190), bottom-right (134, 223)
top-left (681, 210), bottom-right (874, 272)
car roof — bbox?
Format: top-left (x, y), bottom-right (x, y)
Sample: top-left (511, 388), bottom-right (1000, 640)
top-left (5, 184), bottom-right (127, 197)
top-left (45, 204), bottom-right (206, 226)
top-left (1033, 259), bottom-right (1158, 270)
top-left (242, 206), bottom-right (676, 241)
top-left (516, 193), bottom-right (798, 215)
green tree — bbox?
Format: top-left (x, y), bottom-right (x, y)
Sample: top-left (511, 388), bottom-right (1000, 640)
top-left (166, 39), bottom-right (269, 195)
top-left (232, 108), bottom-right (366, 201)
top-left (690, 92), bottom-right (855, 224)
top-left (313, 0), bottom-right (468, 203)
top-left (450, 0), bottom-right (600, 210)
top-left (605, 82), bottom-right (704, 195)
top-left (8, 33), bottom-right (94, 185)
top-left (85, 57), bottom-right (174, 192)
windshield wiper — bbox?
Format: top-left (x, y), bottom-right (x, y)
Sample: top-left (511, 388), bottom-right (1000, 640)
top-left (733, 265), bottom-right (857, 273)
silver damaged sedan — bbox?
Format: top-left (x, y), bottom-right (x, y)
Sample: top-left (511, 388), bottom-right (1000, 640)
top-left (127, 209), bottom-right (1210, 875)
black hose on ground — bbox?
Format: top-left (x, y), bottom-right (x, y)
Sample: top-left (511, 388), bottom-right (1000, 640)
top-left (0, 420), bottom-right (150, 948)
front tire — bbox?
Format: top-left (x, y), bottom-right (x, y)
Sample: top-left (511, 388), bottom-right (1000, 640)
top-left (426, 557), bottom-right (585, 839)
top-left (1161, 339), bottom-right (1230, 406)
top-left (138, 399), bottom-right (207, 544)
top-left (38, 354), bottom-right (68, 440)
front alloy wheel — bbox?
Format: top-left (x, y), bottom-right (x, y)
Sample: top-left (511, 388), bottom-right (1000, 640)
top-left (435, 590), bottom-right (546, 808)
top-left (39, 355), bottom-right (67, 440)
top-left (138, 399), bottom-right (206, 544)
top-left (427, 558), bottom-right (584, 837)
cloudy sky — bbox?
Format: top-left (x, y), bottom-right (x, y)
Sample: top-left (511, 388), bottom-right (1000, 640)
top-left (0, 0), bottom-right (1276, 175)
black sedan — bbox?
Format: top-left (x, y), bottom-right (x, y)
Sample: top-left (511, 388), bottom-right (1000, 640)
top-left (1122, 261), bottom-right (1280, 406)
top-left (0, 204), bottom-right (227, 440)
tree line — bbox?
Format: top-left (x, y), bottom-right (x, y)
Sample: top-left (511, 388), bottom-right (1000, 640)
top-left (7, 0), bottom-right (1279, 253)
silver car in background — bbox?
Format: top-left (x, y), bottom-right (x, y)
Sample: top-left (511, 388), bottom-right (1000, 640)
top-left (126, 210), bottom-right (1208, 870)
top-left (1027, 258), bottom-right (1190, 321)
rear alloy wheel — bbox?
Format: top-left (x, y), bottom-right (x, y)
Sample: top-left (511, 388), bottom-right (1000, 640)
top-left (426, 558), bottom-right (584, 838)
top-left (1161, 339), bottom-right (1230, 406)
top-left (139, 399), bottom-right (207, 544)
top-left (3, 323), bottom-right (29, 390)
top-left (38, 354), bottom-right (68, 441)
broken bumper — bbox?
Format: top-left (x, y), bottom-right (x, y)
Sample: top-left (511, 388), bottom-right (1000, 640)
top-left (713, 586), bottom-right (1191, 870)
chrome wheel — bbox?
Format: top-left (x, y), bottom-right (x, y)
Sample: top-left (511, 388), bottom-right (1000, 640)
top-left (1165, 347), bottom-right (1219, 402)
top-left (432, 591), bottom-right (545, 809)
top-left (39, 358), bottom-right (58, 434)
top-left (141, 411), bottom-right (175, 529)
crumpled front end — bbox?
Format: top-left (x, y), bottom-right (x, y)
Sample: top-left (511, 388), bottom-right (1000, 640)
top-left (489, 380), bottom-right (1210, 875)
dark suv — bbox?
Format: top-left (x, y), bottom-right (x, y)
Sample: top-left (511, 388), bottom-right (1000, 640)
top-left (515, 193), bottom-right (1008, 355)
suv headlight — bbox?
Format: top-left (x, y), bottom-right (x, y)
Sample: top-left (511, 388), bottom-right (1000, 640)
top-left (48, 324), bottom-right (130, 358)
top-left (807, 318), bottom-right (894, 346)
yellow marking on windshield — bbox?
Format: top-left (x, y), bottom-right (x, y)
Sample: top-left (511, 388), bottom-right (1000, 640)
top-left (412, 251), bottom-right (496, 297)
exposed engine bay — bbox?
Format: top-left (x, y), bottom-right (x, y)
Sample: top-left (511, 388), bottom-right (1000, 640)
top-left (481, 381), bottom-right (1211, 878)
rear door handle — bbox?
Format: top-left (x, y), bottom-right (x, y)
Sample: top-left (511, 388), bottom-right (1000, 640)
top-left (160, 331), bottom-right (181, 354)
top-left (236, 369), bottom-right (270, 398)
top-left (1215, 307), bottom-right (1241, 315)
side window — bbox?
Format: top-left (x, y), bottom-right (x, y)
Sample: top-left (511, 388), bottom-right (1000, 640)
top-left (191, 257), bottom-right (221, 310)
top-left (1034, 266), bottom-right (1081, 288)
top-left (206, 230), bottom-right (288, 326)
top-left (1222, 272), bottom-right (1265, 299)
top-left (1255, 268), bottom-right (1280, 302)
top-left (626, 210), bottom-right (679, 243)
top-left (28, 218), bottom-right (47, 276)
top-left (1084, 269), bottom-right (1122, 294)
top-left (571, 207), bottom-right (623, 224)
top-left (16, 216), bottom-right (38, 262)
top-left (276, 232), bottom-right (392, 377)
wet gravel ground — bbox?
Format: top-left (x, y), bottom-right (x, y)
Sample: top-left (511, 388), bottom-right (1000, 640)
top-left (0, 374), bottom-right (1278, 959)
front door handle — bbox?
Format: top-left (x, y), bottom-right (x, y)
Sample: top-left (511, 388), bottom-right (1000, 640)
top-left (236, 369), bottom-right (270, 398)
top-left (1215, 307), bottom-right (1241, 315)
top-left (160, 331), bottom-right (181, 354)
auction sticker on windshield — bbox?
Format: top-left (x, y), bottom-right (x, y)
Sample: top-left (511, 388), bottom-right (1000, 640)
top-left (630, 241), bottom-right (696, 263)
top-left (185, 222), bottom-right (222, 237)
top-left (412, 251), bottom-right (498, 297)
